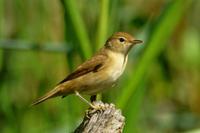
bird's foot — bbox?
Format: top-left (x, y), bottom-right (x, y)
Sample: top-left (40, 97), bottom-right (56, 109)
top-left (86, 101), bottom-right (113, 118)
top-left (90, 101), bottom-right (108, 111)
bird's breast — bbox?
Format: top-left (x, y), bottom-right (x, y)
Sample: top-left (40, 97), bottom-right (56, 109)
top-left (106, 51), bottom-right (128, 82)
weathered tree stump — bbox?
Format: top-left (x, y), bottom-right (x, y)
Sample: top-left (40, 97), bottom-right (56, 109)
top-left (74, 101), bottom-right (125, 133)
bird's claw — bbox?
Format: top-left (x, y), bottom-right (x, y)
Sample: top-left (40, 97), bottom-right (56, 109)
top-left (90, 101), bottom-right (107, 111)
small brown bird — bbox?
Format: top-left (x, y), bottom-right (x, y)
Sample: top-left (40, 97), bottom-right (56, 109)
top-left (31, 32), bottom-right (142, 107)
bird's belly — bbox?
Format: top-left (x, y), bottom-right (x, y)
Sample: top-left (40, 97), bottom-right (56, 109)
top-left (79, 73), bottom-right (115, 95)
top-left (80, 63), bottom-right (125, 95)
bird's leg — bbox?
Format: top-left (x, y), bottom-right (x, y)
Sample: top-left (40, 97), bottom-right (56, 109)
top-left (75, 91), bottom-right (93, 106)
top-left (90, 95), bottom-right (97, 102)
top-left (75, 91), bottom-right (103, 110)
top-left (75, 91), bottom-right (97, 108)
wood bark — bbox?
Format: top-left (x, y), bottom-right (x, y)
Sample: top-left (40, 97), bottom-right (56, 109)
top-left (74, 101), bottom-right (125, 133)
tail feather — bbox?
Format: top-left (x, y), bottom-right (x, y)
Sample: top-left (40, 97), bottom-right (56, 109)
top-left (31, 86), bottom-right (61, 106)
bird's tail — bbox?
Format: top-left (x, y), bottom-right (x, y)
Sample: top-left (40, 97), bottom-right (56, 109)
top-left (31, 86), bottom-right (62, 106)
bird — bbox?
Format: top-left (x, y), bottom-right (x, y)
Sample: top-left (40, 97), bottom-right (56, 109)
top-left (31, 32), bottom-right (143, 108)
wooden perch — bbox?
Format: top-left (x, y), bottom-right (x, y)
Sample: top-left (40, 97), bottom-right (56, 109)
top-left (74, 101), bottom-right (125, 133)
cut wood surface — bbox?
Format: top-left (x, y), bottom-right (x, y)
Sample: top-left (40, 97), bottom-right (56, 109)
top-left (74, 101), bottom-right (125, 133)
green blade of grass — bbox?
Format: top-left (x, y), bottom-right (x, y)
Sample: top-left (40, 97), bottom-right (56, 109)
top-left (117, 0), bottom-right (193, 109)
top-left (96, 0), bottom-right (109, 50)
top-left (61, 0), bottom-right (92, 59)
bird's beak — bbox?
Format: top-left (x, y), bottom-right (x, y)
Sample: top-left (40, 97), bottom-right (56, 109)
top-left (132, 39), bottom-right (143, 44)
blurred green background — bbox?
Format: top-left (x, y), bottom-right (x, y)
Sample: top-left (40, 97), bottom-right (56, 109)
top-left (0, 0), bottom-right (199, 133)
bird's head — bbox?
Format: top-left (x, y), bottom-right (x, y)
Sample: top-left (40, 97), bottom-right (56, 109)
top-left (105, 32), bottom-right (143, 55)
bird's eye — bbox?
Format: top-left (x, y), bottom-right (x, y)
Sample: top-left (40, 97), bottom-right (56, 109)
top-left (119, 37), bottom-right (125, 43)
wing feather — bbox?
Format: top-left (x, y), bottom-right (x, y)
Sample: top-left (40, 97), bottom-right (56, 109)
top-left (58, 52), bottom-right (107, 84)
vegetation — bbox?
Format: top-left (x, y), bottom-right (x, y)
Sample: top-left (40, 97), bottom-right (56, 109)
top-left (0, 0), bottom-right (199, 133)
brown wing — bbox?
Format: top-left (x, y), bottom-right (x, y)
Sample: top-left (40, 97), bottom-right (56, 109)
top-left (58, 53), bottom-right (107, 85)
